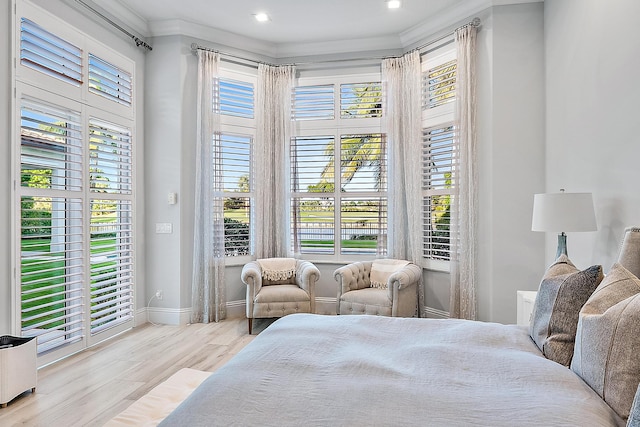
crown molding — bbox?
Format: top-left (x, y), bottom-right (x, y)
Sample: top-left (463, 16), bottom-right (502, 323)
top-left (275, 34), bottom-right (402, 59)
top-left (92, 0), bottom-right (150, 37)
top-left (149, 19), bottom-right (278, 58)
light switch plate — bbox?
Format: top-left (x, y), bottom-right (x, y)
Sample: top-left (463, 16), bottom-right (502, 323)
top-left (155, 223), bottom-right (173, 234)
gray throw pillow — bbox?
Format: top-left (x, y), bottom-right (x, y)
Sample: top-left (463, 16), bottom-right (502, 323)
top-left (529, 254), bottom-right (603, 367)
top-left (571, 263), bottom-right (640, 420)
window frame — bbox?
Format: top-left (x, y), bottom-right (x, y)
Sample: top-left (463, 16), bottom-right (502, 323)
top-left (421, 45), bottom-right (457, 272)
top-left (291, 73), bottom-right (386, 263)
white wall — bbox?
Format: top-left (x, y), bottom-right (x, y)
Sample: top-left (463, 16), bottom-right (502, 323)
top-left (545, 0), bottom-right (640, 271)
top-left (475, 3), bottom-right (546, 323)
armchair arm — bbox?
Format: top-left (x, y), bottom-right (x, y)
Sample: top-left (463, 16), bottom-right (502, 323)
top-left (295, 260), bottom-right (320, 294)
top-left (387, 263), bottom-right (422, 300)
top-left (242, 261), bottom-right (263, 314)
top-left (334, 262), bottom-right (371, 297)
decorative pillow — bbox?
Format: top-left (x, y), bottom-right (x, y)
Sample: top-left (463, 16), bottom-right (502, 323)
top-left (571, 263), bottom-right (640, 420)
top-left (258, 258), bottom-right (296, 283)
top-left (619, 227), bottom-right (640, 279)
top-left (628, 383), bottom-right (640, 427)
top-left (370, 259), bottom-right (409, 289)
top-left (529, 254), bottom-right (603, 366)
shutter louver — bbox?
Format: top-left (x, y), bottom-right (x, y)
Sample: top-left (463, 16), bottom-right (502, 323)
top-left (293, 85), bottom-right (335, 120)
top-left (20, 18), bottom-right (82, 85)
top-left (89, 119), bottom-right (132, 195)
top-left (291, 197), bottom-right (335, 255)
top-left (219, 78), bottom-right (254, 119)
top-left (340, 82), bottom-right (382, 118)
top-left (21, 197), bottom-right (85, 353)
top-left (422, 124), bottom-right (455, 260)
top-left (220, 133), bottom-right (251, 256)
top-left (340, 134), bottom-right (386, 192)
top-left (90, 199), bottom-right (133, 333)
top-left (88, 54), bottom-right (132, 106)
top-left (340, 197), bottom-right (386, 256)
top-left (21, 98), bottom-right (83, 192)
top-left (422, 59), bottom-right (457, 110)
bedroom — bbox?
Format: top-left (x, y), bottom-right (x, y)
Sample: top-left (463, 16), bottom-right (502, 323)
top-left (0, 0), bottom-right (639, 424)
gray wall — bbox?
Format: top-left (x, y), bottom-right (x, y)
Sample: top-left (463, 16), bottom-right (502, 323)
top-left (545, 0), bottom-right (640, 270)
top-left (0, 0), bottom-right (11, 334)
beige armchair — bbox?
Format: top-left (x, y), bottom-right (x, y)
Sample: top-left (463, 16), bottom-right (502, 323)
top-left (242, 258), bottom-right (320, 334)
top-left (334, 260), bottom-right (421, 317)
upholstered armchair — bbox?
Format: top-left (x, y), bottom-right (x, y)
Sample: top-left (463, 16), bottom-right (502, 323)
top-left (242, 258), bottom-right (320, 334)
top-left (334, 259), bottom-right (421, 317)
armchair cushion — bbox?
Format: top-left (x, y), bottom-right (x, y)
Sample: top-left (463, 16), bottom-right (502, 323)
top-left (370, 259), bottom-right (410, 289)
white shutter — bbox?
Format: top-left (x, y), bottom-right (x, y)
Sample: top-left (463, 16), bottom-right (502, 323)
top-left (340, 197), bottom-right (386, 256)
top-left (422, 59), bottom-right (457, 110)
top-left (291, 197), bottom-right (335, 255)
top-left (340, 133), bottom-right (386, 192)
top-left (219, 78), bottom-right (254, 119)
top-left (220, 133), bottom-right (251, 256)
top-left (422, 124), bottom-right (455, 260)
top-left (291, 136), bottom-right (335, 192)
top-left (292, 85), bottom-right (335, 120)
top-left (90, 199), bottom-right (133, 334)
top-left (340, 82), bottom-right (382, 118)
top-left (88, 54), bottom-right (132, 106)
top-left (88, 118), bottom-right (134, 334)
top-left (20, 18), bottom-right (83, 86)
top-left (89, 119), bottom-right (132, 194)
top-left (20, 96), bottom-right (85, 353)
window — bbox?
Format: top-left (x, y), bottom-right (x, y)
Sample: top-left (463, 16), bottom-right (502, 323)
top-left (218, 71), bottom-right (256, 258)
top-left (220, 133), bottom-right (252, 256)
top-left (421, 46), bottom-right (457, 264)
top-left (15, 3), bottom-right (136, 362)
top-left (291, 76), bottom-right (386, 258)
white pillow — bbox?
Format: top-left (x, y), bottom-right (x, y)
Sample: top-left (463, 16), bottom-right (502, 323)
top-left (370, 259), bottom-right (409, 289)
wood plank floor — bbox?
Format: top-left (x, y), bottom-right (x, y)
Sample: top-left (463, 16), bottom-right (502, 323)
top-left (0, 317), bottom-right (273, 426)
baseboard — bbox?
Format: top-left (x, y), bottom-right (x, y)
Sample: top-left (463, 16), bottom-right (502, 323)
top-left (315, 297), bottom-right (337, 315)
top-left (146, 307), bottom-right (192, 325)
top-left (225, 300), bottom-right (245, 319)
top-left (424, 306), bottom-right (450, 319)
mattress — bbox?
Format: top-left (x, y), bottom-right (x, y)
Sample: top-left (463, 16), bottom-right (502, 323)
top-left (160, 314), bottom-right (623, 426)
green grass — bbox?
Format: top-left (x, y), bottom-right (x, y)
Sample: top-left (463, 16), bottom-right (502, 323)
top-left (225, 208), bottom-right (382, 223)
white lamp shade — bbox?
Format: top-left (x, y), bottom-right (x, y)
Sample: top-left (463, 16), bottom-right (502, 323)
top-left (531, 192), bottom-right (597, 232)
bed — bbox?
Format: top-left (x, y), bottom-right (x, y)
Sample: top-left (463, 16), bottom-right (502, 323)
top-left (159, 313), bottom-right (625, 426)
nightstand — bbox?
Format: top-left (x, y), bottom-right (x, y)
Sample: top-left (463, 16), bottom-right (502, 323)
top-left (516, 291), bottom-right (538, 326)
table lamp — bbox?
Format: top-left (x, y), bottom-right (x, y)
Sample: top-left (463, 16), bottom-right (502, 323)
top-left (531, 189), bottom-right (597, 259)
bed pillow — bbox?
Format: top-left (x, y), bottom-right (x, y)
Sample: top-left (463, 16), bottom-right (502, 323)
top-left (529, 254), bottom-right (603, 366)
top-left (571, 263), bottom-right (640, 420)
top-left (370, 259), bottom-right (409, 289)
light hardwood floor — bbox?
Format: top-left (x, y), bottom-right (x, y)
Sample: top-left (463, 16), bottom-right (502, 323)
top-left (0, 317), bottom-right (271, 426)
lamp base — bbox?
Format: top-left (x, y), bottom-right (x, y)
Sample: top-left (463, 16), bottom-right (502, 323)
top-left (555, 232), bottom-right (567, 259)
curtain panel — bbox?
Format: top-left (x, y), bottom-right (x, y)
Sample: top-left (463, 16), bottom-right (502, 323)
top-left (254, 64), bottom-right (296, 258)
top-left (192, 50), bottom-right (226, 323)
top-left (450, 24), bottom-right (479, 320)
top-left (382, 50), bottom-right (425, 317)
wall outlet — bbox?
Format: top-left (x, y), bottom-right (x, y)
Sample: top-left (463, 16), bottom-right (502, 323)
top-left (155, 290), bottom-right (163, 300)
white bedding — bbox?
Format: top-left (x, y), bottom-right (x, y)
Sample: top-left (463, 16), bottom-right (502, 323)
top-left (159, 314), bottom-right (624, 426)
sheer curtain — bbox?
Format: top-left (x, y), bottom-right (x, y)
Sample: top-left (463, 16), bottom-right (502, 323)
top-left (450, 23), bottom-right (479, 320)
top-left (382, 50), bottom-right (425, 316)
top-left (254, 64), bottom-right (296, 258)
top-left (192, 50), bottom-right (226, 323)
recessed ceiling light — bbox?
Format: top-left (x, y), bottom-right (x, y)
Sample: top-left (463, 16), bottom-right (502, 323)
top-left (254, 13), bottom-right (270, 22)
top-left (387, 0), bottom-right (401, 9)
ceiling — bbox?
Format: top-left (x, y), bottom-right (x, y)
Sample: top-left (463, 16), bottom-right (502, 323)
top-left (93, 0), bottom-right (502, 56)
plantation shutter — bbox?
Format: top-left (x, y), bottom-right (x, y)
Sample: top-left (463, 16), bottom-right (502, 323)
top-left (221, 133), bottom-right (252, 256)
top-left (88, 54), bottom-right (132, 106)
top-left (20, 18), bottom-right (83, 86)
top-left (89, 119), bottom-right (134, 333)
top-left (292, 85), bottom-right (335, 120)
top-left (422, 124), bottom-right (455, 260)
top-left (19, 96), bottom-right (85, 353)
top-left (340, 82), bottom-right (382, 118)
top-left (219, 78), bottom-right (254, 119)
top-left (422, 59), bottom-right (457, 110)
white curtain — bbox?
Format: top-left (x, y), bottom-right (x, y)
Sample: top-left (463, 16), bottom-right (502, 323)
top-left (382, 51), bottom-right (424, 316)
top-left (192, 50), bottom-right (226, 323)
top-left (254, 64), bottom-right (296, 258)
top-left (450, 24), bottom-right (478, 320)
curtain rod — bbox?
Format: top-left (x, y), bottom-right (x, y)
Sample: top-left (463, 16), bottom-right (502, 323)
top-left (191, 17), bottom-right (480, 66)
top-left (73, 0), bottom-right (153, 51)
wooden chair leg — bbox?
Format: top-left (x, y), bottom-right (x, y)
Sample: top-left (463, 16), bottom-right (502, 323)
top-left (248, 317), bottom-right (253, 335)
